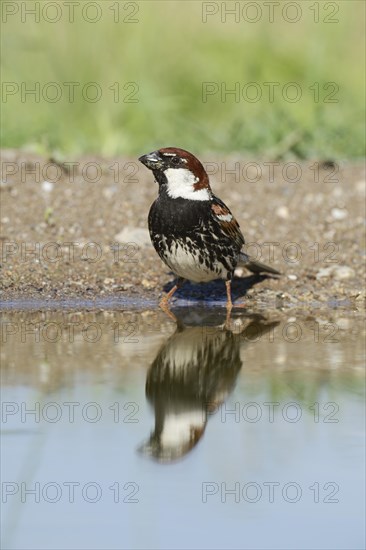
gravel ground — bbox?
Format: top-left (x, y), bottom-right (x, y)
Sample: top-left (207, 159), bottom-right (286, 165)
top-left (1, 149), bottom-right (365, 311)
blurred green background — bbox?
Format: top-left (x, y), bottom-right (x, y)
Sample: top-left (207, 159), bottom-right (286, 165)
top-left (1, 0), bottom-right (365, 158)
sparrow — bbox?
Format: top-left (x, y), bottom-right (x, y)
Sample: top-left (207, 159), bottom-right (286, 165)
top-left (138, 147), bottom-right (280, 310)
top-left (138, 307), bottom-right (279, 463)
top-left (137, 308), bottom-right (242, 462)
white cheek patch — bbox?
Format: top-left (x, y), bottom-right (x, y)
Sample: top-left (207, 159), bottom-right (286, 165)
top-left (161, 411), bottom-right (205, 448)
top-left (216, 213), bottom-right (232, 222)
top-left (164, 168), bottom-right (211, 201)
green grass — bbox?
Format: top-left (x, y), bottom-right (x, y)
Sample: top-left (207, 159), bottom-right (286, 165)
top-left (1, 0), bottom-right (365, 158)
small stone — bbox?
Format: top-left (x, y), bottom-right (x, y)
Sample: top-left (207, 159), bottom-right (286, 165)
top-left (331, 207), bottom-right (348, 220)
top-left (316, 265), bottom-right (355, 280)
top-left (102, 186), bottom-right (117, 200)
top-left (332, 266), bottom-right (355, 280)
top-left (316, 267), bottom-right (334, 279)
top-left (276, 206), bottom-right (289, 219)
top-left (114, 227), bottom-right (151, 247)
top-left (287, 274), bottom-right (297, 280)
top-left (41, 181), bottom-right (54, 193)
top-left (141, 278), bottom-right (154, 289)
top-left (337, 318), bottom-right (352, 330)
top-left (324, 230), bottom-right (335, 239)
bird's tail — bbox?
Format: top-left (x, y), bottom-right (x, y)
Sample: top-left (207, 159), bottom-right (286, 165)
top-left (238, 252), bottom-right (281, 276)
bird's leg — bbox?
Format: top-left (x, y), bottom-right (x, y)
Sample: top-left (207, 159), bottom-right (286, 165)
top-left (159, 278), bottom-right (185, 318)
top-left (225, 280), bottom-right (233, 310)
top-left (227, 276), bottom-right (249, 310)
top-left (225, 280), bottom-right (233, 325)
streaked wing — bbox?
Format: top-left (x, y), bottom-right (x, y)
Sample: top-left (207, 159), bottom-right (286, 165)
top-left (210, 196), bottom-right (245, 249)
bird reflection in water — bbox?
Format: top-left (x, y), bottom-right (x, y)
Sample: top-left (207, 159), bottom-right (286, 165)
top-left (138, 308), bottom-right (278, 463)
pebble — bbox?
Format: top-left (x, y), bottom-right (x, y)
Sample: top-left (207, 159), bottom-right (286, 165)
top-left (102, 186), bottom-right (117, 200)
top-left (337, 318), bottom-right (352, 330)
top-left (287, 274), bottom-right (297, 280)
top-left (114, 227), bottom-right (151, 247)
top-left (141, 279), bottom-right (155, 289)
top-left (276, 206), bottom-right (289, 219)
top-left (332, 266), bottom-right (355, 280)
top-left (304, 193), bottom-right (323, 206)
top-left (316, 267), bottom-right (335, 279)
top-left (331, 207), bottom-right (348, 220)
top-left (316, 266), bottom-right (355, 280)
top-left (41, 181), bottom-right (54, 193)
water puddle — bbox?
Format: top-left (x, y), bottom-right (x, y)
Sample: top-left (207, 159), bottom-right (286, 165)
top-left (1, 306), bottom-right (365, 549)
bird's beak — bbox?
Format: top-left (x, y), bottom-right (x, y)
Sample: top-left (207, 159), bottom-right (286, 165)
top-left (138, 151), bottom-right (163, 170)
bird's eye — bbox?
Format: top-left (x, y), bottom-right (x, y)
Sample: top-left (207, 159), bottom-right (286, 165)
top-left (171, 157), bottom-right (180, 165)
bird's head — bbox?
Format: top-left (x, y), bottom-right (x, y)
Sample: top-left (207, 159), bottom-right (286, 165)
top-left (138, 147), bottom-right (212, 201)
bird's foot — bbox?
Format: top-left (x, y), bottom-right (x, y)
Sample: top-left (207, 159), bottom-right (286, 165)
top-left (159, 297), bottom-right (178, 322)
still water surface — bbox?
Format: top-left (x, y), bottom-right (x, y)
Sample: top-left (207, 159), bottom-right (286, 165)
top-left (1, 306), bottom-right (365, 550)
